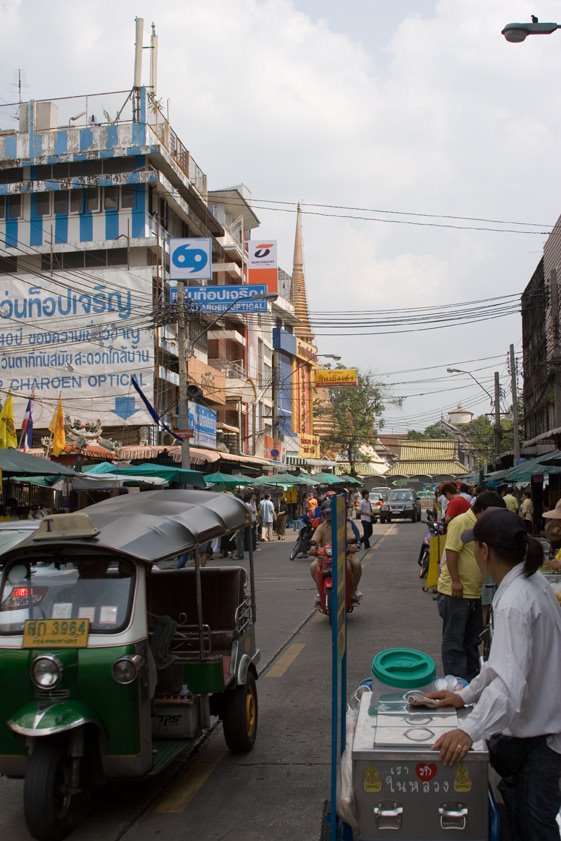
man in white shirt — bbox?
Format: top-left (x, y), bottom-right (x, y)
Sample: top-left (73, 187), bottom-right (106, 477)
top-left (259, 494), bottom-right (275, 542)
top-left (359, 489), bottom-right (373, 549)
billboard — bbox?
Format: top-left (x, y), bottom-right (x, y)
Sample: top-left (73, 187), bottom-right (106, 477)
top-left (169, 238), bottom-right (213, 281)
top-left (169, 283), bottom-right (269, 313)
top-left (188, 401), bottom-right (217, 448)
top-left (0, 268), bottom-right (154, 428)
top-left (248, 239), bottom-right (278, 293)
top-left (315, 369), bottom-right (358, 388)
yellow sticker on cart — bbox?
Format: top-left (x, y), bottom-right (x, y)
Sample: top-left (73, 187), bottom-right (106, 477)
top-left (363, 763), bottom-right (382, 793)
top-left (23, 618), bottom-right (90, 649)
top-left (454, 762), bottom-right (472, 792)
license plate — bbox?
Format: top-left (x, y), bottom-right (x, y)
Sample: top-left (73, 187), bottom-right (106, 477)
top-left (22, 618), bottom-right (90, 649)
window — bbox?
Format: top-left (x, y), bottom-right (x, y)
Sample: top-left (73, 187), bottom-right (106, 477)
top-left (104, 187), bottom-right (119, 211)
top-left (36, 192), bottom-right (50, 216)
top-left (70, 190), bottom-right (83, 214)
top-left (53, 191), bottom-right (69, 215)
top-left (121, 185), bottom-right (135, 209)
top-left (85, 250), bottom-right (107, 268)
top-left (107, 248), bottom-right (127, 266)
top-left (0, 167), bottom-right (23, 185)
top-left (0, 257), bottom-right (17, 274)
top-left (62, 252), bottom-right (85, 269)
top-left (86, 189), bottom-right (99, 213)
top-left (52, 163), bottom-right (70, 179)
top-left (7, 195), bottom-right (21, 219)
top-left (0, 196), bottom-right (5, 219)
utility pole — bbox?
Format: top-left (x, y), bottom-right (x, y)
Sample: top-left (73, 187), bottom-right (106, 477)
top-left (494, 371), bottom-right (502, 461)
top-left (176, 280), bottom-right (191, 468)
top-left (510, 344), bottom-right (520, 464)
top-left (550, 268), bottom-right (561, 429)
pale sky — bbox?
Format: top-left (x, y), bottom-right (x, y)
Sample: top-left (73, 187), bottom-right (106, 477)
top-left (2, 0), bottom-right (560, 433)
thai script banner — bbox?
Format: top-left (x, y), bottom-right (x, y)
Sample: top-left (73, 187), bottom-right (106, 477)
top-left (0, 268), bottom-right (154, 428)
top-left (315, 369), bottom-right (358, 388)
top-left (299, 433), bottom-right (320, 459)
top-left (169, 283), bottom-right (269, 313)
top-left (188, 401), bottom-right (216, 448)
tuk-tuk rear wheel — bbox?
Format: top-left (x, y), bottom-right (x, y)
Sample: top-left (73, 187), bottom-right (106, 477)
top-left (222, 672), bottom-right (258, 754)
top-left (24, 739), bottom-right (75, 841)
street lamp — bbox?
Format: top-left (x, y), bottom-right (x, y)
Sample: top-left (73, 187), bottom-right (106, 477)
top-left (446, 368), bottom-right (494, 402)
top-left (502, 18), bottom-right (561, 43)
top-left (316, 354), bottom-right (341, 361)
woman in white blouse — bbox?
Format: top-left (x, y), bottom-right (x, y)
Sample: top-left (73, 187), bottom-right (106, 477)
top-left (428, 507), bottom-right (561, 841)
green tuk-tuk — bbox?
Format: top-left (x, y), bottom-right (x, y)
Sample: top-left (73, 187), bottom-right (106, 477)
top-left (0, 490), bottom-right (259, 840)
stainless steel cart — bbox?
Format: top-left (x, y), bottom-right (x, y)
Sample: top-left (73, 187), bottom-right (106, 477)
top-left (352, 693), bottom-right (490, 839)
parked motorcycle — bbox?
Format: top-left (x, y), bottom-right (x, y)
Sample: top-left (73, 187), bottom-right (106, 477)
top-left (417, 511), bottom-right (445, 579)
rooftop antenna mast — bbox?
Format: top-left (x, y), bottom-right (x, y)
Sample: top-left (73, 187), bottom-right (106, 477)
top-left (133, 17), bottom-right (144, 122)
top-left (150, 22), bottom-right (158, 99)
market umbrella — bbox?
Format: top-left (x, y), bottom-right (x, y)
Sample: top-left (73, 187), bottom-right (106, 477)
top-left (311, 472), bottom-right (343, 485)
top-left (336, 474), bottom-right (362, 486)
top-left (0, 448), bottom-right (76, 476)
top-left (83, 462), bottom-right (205, 488)
top-left (204, 472), bottom-right (252, 487)
top-left (251, 473), bottom-right (312, 487)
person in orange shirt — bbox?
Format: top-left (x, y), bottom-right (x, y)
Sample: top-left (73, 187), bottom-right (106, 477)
top-left (306, 493), bottom-right (318, 514)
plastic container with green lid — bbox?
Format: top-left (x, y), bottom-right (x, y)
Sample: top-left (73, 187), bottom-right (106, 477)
top-left (369, 648), bottom-right (436, 712)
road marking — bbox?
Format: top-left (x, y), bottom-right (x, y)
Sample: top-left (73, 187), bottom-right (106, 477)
top-left (266, 642), bottom-right (305, 677)
top-left (155, 752), bottom-right (225, 813)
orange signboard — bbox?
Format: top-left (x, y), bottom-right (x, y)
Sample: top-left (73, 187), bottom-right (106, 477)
top-left (314, 369), bottom-right (358, 388)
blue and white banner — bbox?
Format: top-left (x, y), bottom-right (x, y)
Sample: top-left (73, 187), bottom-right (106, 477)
top-left (0, 268), bottom-right (154, 427)
top-left (188, 401), bottom-right (216, 448)
top-left (169, 283), bottom-right (269, 313)
top-left (169, 238), bottom-right (213, 281)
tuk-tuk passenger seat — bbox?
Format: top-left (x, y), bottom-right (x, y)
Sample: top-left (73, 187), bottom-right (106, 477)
top-left (147, 566), bottom-right (246, 654)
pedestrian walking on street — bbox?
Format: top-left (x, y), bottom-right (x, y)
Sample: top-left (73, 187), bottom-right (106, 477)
top-left (359, 489), bottom-right (373, 549)
top-left (276, 497), bottom-right (288, 540)
top-left (259, 494), bottom-right (276, 542)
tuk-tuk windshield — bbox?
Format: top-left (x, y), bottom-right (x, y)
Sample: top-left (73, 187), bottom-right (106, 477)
top-left (0, 557), bottom-right (136, 634)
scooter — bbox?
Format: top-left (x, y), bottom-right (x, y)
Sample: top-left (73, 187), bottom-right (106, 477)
top-left (289, 515), bottom-right (322, 560)
top-left (417, 511), bottom-right (445, 579)
top-left (315, 544), bottom-right (357, 625)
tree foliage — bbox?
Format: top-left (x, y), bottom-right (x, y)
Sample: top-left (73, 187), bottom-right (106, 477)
top-left (317, 369), bottom-right (400, 475)
top-left (407, 424), bottom-right (453, 440)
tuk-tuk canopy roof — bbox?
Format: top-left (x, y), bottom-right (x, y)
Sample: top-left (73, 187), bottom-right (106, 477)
top-left (8, 490), bottom-right (248, 564)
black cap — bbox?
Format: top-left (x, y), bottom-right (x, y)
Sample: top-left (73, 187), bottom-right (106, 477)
top-left (461, 507), bottom-right (527, 548)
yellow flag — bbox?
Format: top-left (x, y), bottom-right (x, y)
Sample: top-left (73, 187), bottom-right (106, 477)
top-left (0, 394), bottom-right (18, 449)
top-left (48, 398), bottom-right (66, 456)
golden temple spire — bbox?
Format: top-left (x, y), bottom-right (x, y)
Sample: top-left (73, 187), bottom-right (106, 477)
top-left (290, 204), bottom-right (314, 341)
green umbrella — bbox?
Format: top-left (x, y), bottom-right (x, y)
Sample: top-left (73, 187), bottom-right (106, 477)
top-left (335, 474), bottom-right (362, 486)
top-left (204, 471), bottom-right (252, 486)
top-left (251, 473), bottom-right (313, 487)
top-left (311, 472), bottom-right (343, 485)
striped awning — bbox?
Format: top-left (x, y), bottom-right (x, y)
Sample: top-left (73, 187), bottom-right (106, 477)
top-left (387, 460), bottom-right (468, 477)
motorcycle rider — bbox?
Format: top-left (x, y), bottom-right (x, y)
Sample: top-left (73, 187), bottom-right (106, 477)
top-left (309, 501), bottom-right (362, 602)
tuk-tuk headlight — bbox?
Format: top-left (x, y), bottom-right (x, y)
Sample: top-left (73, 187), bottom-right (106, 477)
top-left (31, 655), bottom-right (62, 689)
top-left (112, 655), bottom-right (143, 685)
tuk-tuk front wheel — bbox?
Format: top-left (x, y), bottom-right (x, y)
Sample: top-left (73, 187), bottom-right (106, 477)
top-left (222, 672), bottom-right (258, 753)
top-left (24, 739), bottom-right (76, 841)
